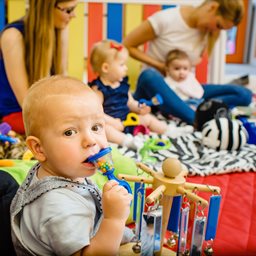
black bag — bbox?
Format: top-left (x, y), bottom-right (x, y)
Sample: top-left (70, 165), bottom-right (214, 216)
top-left (194, 99), bottom-right (231, 131)
top-left (0, 171), bottom-right (18, 256)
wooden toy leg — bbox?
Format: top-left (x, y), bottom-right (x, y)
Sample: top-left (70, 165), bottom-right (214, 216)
top-left (156, 195), bottom-right (173, 256)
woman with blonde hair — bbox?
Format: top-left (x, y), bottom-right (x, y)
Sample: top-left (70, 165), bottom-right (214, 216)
top-left (123, 0), bottom-right (252, 126)
top-left (0, 0), bottom-right (77, 133)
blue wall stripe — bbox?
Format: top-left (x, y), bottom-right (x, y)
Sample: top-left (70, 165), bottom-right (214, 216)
top-left (107, 3), bottom-right (123, 43)
top-left (0, 0), bottom-right (5, 31)
top-left (162, 5), bottom-right (176, 10)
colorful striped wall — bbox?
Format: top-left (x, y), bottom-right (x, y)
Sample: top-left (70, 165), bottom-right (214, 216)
top-left (87, 3), bottom-right (208, 89)
top-left (2, 1), bottom-right (208, 87)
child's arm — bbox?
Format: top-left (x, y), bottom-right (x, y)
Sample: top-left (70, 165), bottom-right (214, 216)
top-left (90, 85), bottom-right (104, 104)
top-left (72, 180), bottom-right (133, 256)
top-left (127, 92), bottom-right (151, 115)
top-left (91, 85), bottom-right (124, 131)
top-left (104, 114), bottom-right (124, 131)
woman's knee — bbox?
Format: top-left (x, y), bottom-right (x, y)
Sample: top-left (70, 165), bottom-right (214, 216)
top-left (135, 68), bottom-right (164, 99)
top-left (138, 68), bottom-right (162, 86)
top-left (238, 87), bottom-right (252, 105)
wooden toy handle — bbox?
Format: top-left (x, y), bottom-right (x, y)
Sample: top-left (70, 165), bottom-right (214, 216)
top-left (146, 185), bottom-right (166, 204)
top-left (117, 174), bottom-right (154, 184)
top-left (176, 186), bottom-right (208, 208)
top-left (136, 162), bottom-right (156, 177)
top-left (184, 182), bottom-right (221, 194)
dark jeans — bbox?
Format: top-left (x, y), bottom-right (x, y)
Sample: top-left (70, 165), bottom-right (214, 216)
top-left (134, 68), bottom-right (252, 125)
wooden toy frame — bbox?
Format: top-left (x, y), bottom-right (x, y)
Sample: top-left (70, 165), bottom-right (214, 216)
top-left (118, 157), bottom-right (221, 255)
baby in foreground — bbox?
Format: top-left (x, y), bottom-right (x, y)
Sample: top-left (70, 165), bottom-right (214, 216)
top-left (10, 75), bottom-right (133, 255)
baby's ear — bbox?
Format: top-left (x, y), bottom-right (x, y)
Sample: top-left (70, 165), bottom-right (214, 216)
top-left (26, 136), bottom-right (46, 162)
top-left (208, 1), bottom-right (219, 12)
top-left (101, 62), bottom-right (109, 73)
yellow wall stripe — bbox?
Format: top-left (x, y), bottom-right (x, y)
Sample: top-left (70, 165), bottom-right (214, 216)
top-left (8, 0), bottom-right (25, 23)
top-left (124, 4), bottom-right (143, 91)
top-left (68, 2), bottom-right (85, 80)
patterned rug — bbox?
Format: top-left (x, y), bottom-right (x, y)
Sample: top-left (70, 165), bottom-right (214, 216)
top-left (116, 131), bottom-right (256, 176)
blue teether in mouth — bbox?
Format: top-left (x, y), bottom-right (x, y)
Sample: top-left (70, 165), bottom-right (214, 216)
top-left (87, 147), bottom-right (132, 193)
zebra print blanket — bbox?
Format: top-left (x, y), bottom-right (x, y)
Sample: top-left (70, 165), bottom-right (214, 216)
top-left (116, 131), bottom-right (256, 176)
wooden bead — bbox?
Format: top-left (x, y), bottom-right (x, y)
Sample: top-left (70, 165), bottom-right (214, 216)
top-left (162, 158), bottom-right (182, 178)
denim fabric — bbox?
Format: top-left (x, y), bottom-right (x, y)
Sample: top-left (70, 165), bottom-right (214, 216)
top-left (134, 68), bottom-right (252, 125)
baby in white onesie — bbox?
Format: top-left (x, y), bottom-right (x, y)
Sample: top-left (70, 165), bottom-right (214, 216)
top-left (164, 49), bottom-right (204, 108)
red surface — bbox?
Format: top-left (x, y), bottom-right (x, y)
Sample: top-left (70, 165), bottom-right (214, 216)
top-left (2, 111), bottom-right (25, 134)
top-left (128, 172), bottom-right (256, 255)
top-left (87, 3), bottom-right (103, 81)
top-left (187, 172), bottom-right (256, 256)
top-left (195, 51), bottom-right (208, 84)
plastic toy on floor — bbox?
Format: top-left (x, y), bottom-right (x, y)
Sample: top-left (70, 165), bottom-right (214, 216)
top-left (0, 159), bottom-right (15, 167)
top-left (123, 113), bottom-right (139, 127)
top-left (139, 138), bottom-right (171, 164)
top-left (133, 125), bottom-right (150, 136)
top-left (236, 116), bottom-right (256, 144)
top-left (138, 94), bottom-right (163, 107)
top-left (0, 122), bottom-right (18, 144)
top-left (87, 147), bottom-right (132, 193)
top-left (22, 149), bottom-right (34, 160)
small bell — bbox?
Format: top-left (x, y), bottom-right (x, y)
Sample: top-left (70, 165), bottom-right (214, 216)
top-left (183, 249), bottom-right (190, 256)
top-left (204, 246), bottom-right (214, 256)
top-left (167, 235), bottom-right (176, 247)
top-left (132, 242), bottom-right (141, 254)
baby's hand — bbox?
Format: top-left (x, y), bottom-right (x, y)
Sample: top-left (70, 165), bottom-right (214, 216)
top-left (102, 180), bottom-right (132, 221)
top-left (138, 103), bottom-right (151, 115)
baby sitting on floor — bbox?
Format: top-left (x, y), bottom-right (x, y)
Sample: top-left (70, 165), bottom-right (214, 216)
top-left (89, 40), bottom-right (193, 149)
top-left (11, 75), bottom-right (134, 255)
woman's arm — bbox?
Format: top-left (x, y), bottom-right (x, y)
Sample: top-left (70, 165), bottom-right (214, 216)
top-left (60, 27), bottom-right (69, 75)
top-left (1, 28), bottom-right (29, 107)
top-left (123, 20), bottom-right (165, 74)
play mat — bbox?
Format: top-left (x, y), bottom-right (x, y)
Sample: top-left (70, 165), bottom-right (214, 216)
top-left (1, 118), bottom-right (256, 255)
top-left (117, 131), bottom-right (256, 176)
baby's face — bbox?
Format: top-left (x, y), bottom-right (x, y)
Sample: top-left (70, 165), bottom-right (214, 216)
top-left (39, 90), bottom-right (108, 180)
top-left (106, 49), bottom-right (128, 83)
top-left (166, 58), bottom-right (191, 82)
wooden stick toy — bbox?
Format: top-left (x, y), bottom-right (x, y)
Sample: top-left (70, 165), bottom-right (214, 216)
top-left (118, 157), bottom-right (220, 255)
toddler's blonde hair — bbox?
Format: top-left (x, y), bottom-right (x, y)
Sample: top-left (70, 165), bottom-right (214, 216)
top-left (165, 49), bottom-right (190, 67)
top-left (23, 75), bottom-right (95, 137)
top-left (90, 40), bottom-right (128, 74)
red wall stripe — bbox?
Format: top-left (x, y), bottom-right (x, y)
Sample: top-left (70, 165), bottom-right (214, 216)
top-left (143, 5), bottom-right (161, 52)
top-left (195, 51), bottom-right (208, 84)
top-left (87, 3), bottom-right (103, 82)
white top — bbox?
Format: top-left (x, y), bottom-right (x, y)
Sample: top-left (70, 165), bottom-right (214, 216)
top-left (147, 7), bottom-right (207, 67)
top-left (164, 72), bottom-right (204, 100)
top-left (17, 169), bottom-right (134, 255)
top-left (20, 173), bottom-right (100, 256)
